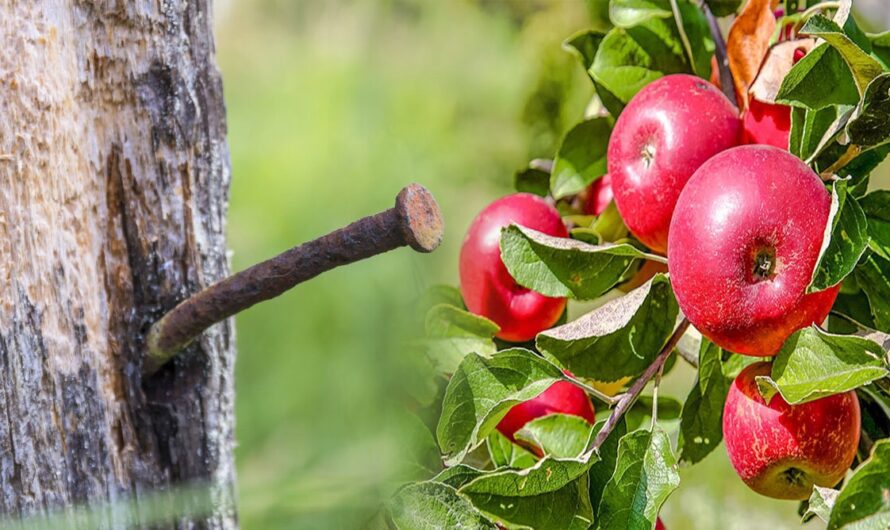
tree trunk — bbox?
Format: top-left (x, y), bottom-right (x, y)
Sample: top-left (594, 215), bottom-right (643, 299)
top-left (0, 1), bottom-right (236, 528)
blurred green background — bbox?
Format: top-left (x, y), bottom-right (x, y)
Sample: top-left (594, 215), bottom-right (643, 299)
top-left (216, 1), bottom-right (885, 529)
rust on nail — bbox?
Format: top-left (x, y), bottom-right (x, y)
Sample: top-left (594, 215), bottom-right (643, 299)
top-left (144, 183), bottom-right (444, 374)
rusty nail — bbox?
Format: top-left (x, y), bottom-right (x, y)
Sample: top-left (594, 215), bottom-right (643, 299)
top-left (144, 183), bottom-right (444, 374)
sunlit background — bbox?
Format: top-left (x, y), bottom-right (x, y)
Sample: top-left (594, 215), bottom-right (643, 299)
top-left (215, 1), bottom-right (890, 528)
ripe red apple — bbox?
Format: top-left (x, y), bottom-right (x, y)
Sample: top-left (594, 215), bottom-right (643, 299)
top-left (742, 98), bottom-right (791, 150)
top-left (656, 518), bottom-right (666, 530)
top-left (608, 74), bottom-right (741, 253)
top-left (496, 378), bottom-right (595, 456)
top-left (723, 362), bottom-right (860, 500)
top-left (583, 173), bottom-right (614, 216)
top-left (460, 193), bottom-right (568, 342)
top-left (668, 145), bottom-right (840, 356)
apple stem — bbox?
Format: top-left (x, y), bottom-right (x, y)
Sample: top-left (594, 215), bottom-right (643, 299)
top-left (563, 374), bottom-right (623, 406)
top-left (143, 184), bottom-right (444, 375)
top-left (592, 318), bottom-right (691, 450)
top-left (820, 144), bottom-right (862, 178)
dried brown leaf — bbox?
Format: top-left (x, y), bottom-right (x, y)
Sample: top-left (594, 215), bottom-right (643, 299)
top-left (727, 0), bottom-right (780, 110)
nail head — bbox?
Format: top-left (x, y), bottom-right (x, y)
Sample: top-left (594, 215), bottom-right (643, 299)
top-left (395, 183), bottom-right (444, 253)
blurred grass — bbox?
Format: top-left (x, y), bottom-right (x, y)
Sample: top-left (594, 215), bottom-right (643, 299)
top-left (216, 1), bottom-right (884, 529)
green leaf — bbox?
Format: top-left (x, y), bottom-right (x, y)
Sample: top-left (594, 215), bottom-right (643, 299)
top-left (551, 119), bottom-right (612, 199)
top-left (536, 275), bottom-right (679, 381)
top-left (514, 166), bottom-right (551, 197)
top-left (588, 418), bottom-right (628, 515)
top-left (835, 144), bottom-right (890, 196)
top-left (564, 30), bottom-right (626, 116)
top-left (755, 327), bottom-right (888, 405)
top-left (436, 349), bottom-right (566, 464)
top-left (487, 430), bottom-right (537, 470)
top-left (459, 450), bottom-right (599, 499)
top-left (595, 427), bottom-right (680, 530)
top-left (423, 304), bottom-right (499, 374)
top-left (828, 439), bottom-right (890, 530)
top-left (809, 179), bottom-right (869, 291)
top-left (721, 351), bottom-right (770, 379)
top-left (845, 73), bottom-right (890, 149)
top-left (790, 106), bottom-right (842, 160)
top-left (862, 190), bottom-right (890, 260)
top-left (869, 30), bottom-right (890, 68)
top-left (467, 476), bottom-right (594, 530)
top-left (678, 339), bottom-right (730, 464)
top-left (799, 15), bottom-right (884, 96)
top-left (515, 414), bottom-right (596, 459)
top-left (591, 1), bottom-right (712, 106)
top-left (609, 0), bottom-right (671, 28)
top-left (776, 43), bottom-right (860, 109)
top-left (805, 486), bottom-right (838, 524)
top-left (499, 224), bottom-right (658, 299)
top-left (705, 0), bottom-right (740, 17)
top-left (398, 413), bottom-right (443, 481)
top-left (855, 253), bottom-right (890, 333)
top-left (388, 482), bottom-right (496, 530)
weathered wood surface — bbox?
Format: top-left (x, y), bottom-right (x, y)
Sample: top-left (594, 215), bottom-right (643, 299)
top-left (0, 1), bottom-right (236, 527)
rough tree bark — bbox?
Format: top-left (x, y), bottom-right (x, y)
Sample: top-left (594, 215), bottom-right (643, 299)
top-left (0, 1), bottom-right (236, 528)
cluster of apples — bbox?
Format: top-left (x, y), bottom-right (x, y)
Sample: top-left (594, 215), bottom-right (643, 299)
top-left (458, 72), bottom-right (861, 505)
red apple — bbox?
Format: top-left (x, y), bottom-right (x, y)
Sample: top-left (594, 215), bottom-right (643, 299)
top-left (583, 174), bottom-right (614, 216)
top-left (496, 378), bottom-right (595, 456)
top-left (656, 518), bottom-right (666, 530)
top-left (723, 362), bottom-right (860, 500)
top-left (608, 74), bottom-right (741, 253)
top-left (668, 145), bottom-right (839, 356)
top-left (742, 98), bottom-right (791, 150)
top-left (460, 194), bottom-right (568, 342)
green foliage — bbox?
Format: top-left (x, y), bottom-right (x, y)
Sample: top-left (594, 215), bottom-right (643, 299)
top-left (499, 224), bottom-right (659, 299)
top-left (515, 414), bottom-right (596, 458)
top-left (804, 486), bottom-right (838, 524)
top-left (756, 327), bottom-right (888, 405)
top-left (809, 179), bottom-right (869, 291)
top-left (436, 349), bottom-right (566, 464)
top-left (552, 118), bottom-right (612, 198)
top-left (488, 430), bottom-right (537, 469)
top-left (862, 190), bottom-right (890, 259)
top-left (704, 0), bottom-right (741, 17)
top-left (800, 15), bottom-right (883, 96)
top-left (389, 482), bottom-right (497, 529)
top-left (515, 166), bottom-right (552, 197)
top-left (678, 339), bottom-right (730, 464)
top-left (595, 427), bottom-right (680, 530)
top-left (855, 253), bottom-right (890, 332)
top-left (828, 440), bottom-right (890, 529)
top-left (845, 73), bottom-right (890, 148)
top-left (422, 303), bottom-right (499, 374)
top-left (777, 44), bottom-right (860, 109)
top-left (536, 275), bottom-right (678, 381)
top-left (591, 0), bottom-right (712, 108)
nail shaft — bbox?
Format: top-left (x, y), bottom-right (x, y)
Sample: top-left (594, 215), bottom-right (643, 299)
top-left (144, 183), bottom-right (443, 374)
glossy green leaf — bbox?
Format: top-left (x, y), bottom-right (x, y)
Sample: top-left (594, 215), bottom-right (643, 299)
top-left (515, 414), bottom-right (596, 459)
top-left (755, 327), bottom-right (888, 405)
top-left (861, 190), bottom-right (890, 260)
top-left (595, 427), bottom-right (680, 530)
top-left (845, 73), bottom-right (890, 149)
top-left (789, 105), bottom-right (841, 160)
top-left (487, 430), bottom-right (537, 470)
top-left (388, 481), bottom-right (496, 530)
top-left (422, 304), bottom-right (499, 374)
top-left (828, 439), bottom-right (890, 530)
top-left (500, 224), bottom-right (658, 299)
top-left (588, 418), bottom-right (627, 515)
top-left (799, 15), bottom-right (884, 96)
top-left (869, 30), bottom-right (890, 68)
top-left (855, 253), bottom-right (890, 332)
top-left (591, 1), bottom-right (712, 106)
top-left (564, 29), bottom-right (626, 116)
top-left (436, 349), bottom-right (565, 465)
top-left (609, 0), bottom-right (671, 28)
top-left (536, 275), bottom-right (679, 381)
top-left (468, 476), bottom-right (594, 530)
top-left (776, 43), bottom-right (860, 109)
top-left (678, 339), bottom-right (730, 464)
top-left (552, 119), bottom-right (612, 199)
top-left (809, 179), bottom-right (869, 291)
